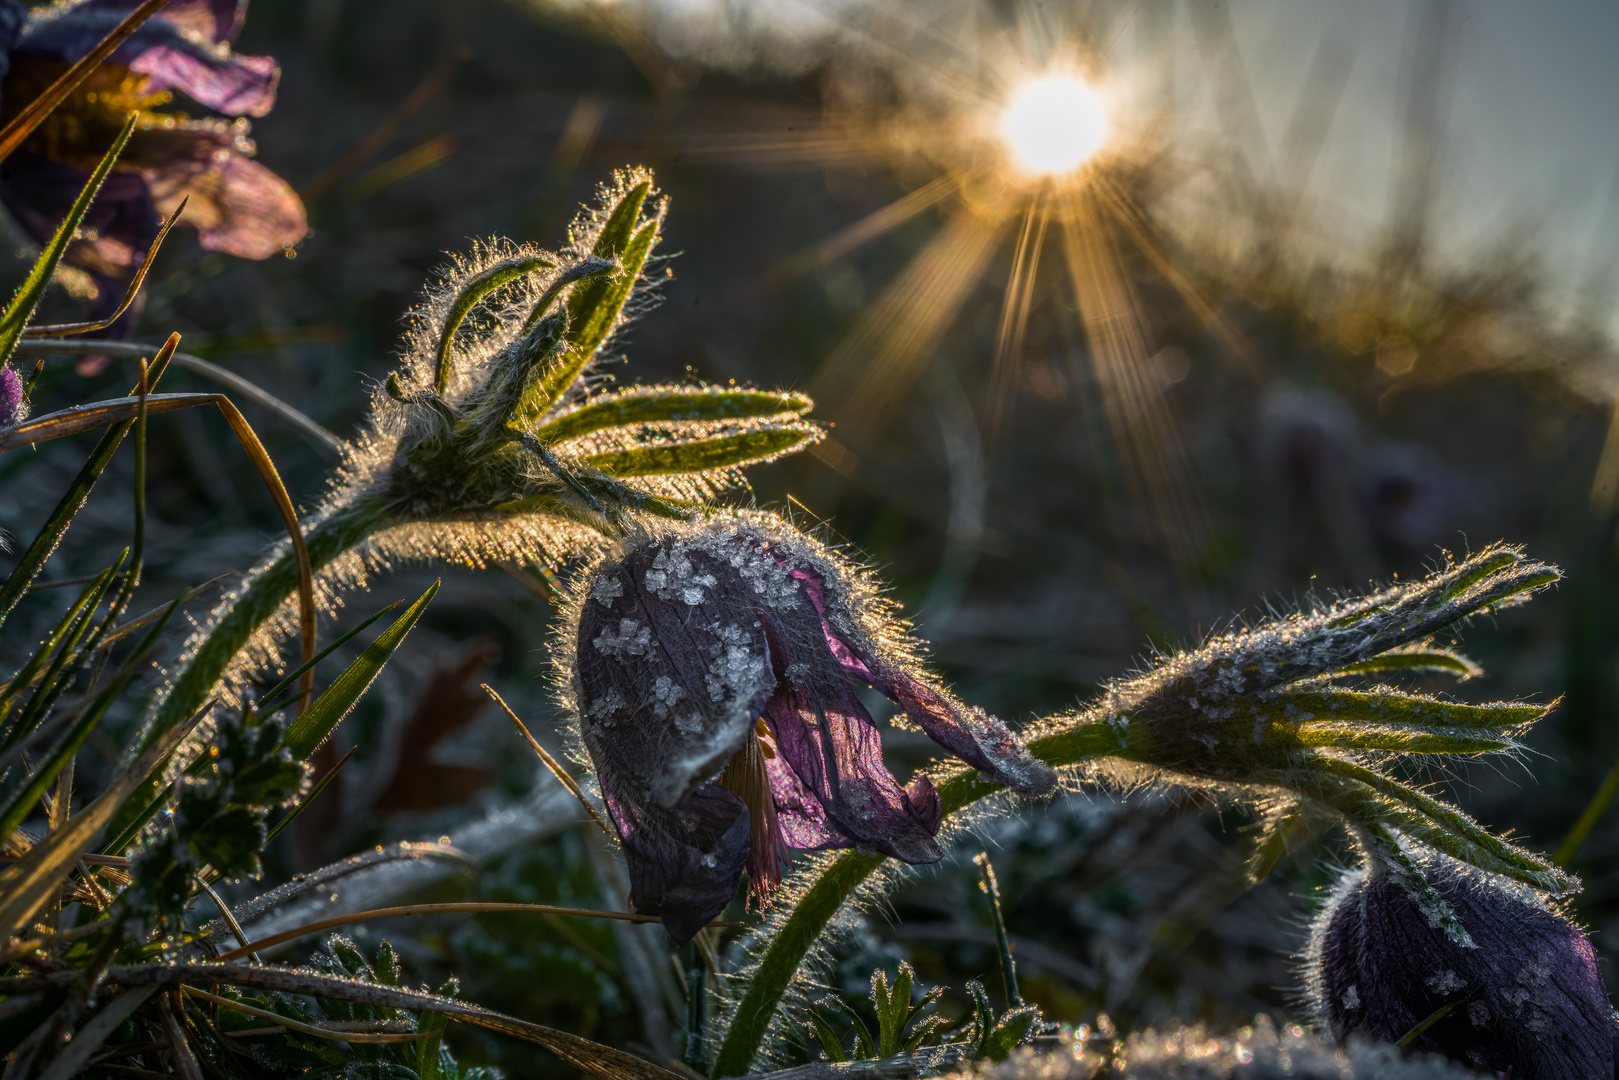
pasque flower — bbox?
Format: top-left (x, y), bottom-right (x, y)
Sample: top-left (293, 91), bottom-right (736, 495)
top-left (561, 512), bottom-right (1057, 941)
top-left (0, 0), bottom-right (304, 324)
top-left (1307, 850), bottom-right (1619, 1078)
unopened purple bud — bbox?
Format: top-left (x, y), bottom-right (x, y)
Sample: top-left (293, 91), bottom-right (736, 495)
top-left (0, 365), bottom-right (24, 429)
top-left (1307, 851), bottom-right (1619, 1078)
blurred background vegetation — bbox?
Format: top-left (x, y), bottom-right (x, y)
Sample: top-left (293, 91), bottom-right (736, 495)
top-left (5, 0), bottom-right (1619, 1075)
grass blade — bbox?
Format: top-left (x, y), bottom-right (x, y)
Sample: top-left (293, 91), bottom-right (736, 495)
top-left (0, 0), bottom-right (172, 166)
top-left (0, 115), bottom-right (135, 365)
top-left (0, 703), bottom-right (205, 939)
top-left (1554, 755), bottom-right (1619, 866)
top-left (212, 901), bottom-right (668, 963)
top-left (0, 391), bottom-right (320, 709)
top-left (280, 581), bottom-right (439, 761)
top-left (0, 335), bottom-right (179, 629)
top-left (0, 566), bottom-right (118, 730)
top-left (17, 340), bottom-right (345, 457)
top-left (264, 746), bottom-right (354, 844)
top-left (0, 597), bottom-right (182, 842)
top-left (23, 201), bottom-right (186, 339)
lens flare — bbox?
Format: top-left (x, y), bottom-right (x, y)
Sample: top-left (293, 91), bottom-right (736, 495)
top-left (1001, 76), bottom-right (1108, 176)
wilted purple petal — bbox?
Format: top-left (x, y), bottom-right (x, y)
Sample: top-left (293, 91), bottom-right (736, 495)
top-left (764, 749), bottom-right (852, 851)
top-left (789, 562), bottom-right (1057, 797)
top-left (0, 366), bottom-right (24, 429)
top-left (77, 0), bottom-right (247, 43)
top-left (19, 7), bottom-right (277, 116)
top-left (144, 145), bottom-right (306, 259)
top-left (761, 690), bottom-right (942, 864)
top-left (1311, 853), bottom-right (1619, 1079)
top-left (593, 759), bottom-right (749, 944)
top-left (129, 45), bottom-right (276, 117)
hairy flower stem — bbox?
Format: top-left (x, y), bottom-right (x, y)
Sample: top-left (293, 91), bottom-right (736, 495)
top-left (710, 723), bottom-right (1118, 1076)
top-left (155, 500), bottom-right (392, 736)
top-left (107, 499), bottom-right (393, 839)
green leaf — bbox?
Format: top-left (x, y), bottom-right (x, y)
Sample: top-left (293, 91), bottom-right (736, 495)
top-left (522, 193), bottom-right (661, 422)
top-left (433, 256), bottom-right (554, 394)
top-left (845, 1008), bottom-right (875, 1061)
top-left (1274, 689), bottom-right (1546, 730)
top-left (1333, 649), bottom-right (1479, 679)
top-left (808, 1013), bottom-right (848, 1065)
top-left (881, 965), bottom-right (911, 1056)
top-left (982, 1007), bottom-right (1039, 1062)
top-left (188, 805), bottom-right (266, 880)
top-left (1291, 721), bottom-right (1512, 754)
top-left (869, 970), bottom-right (891, 1043)
top-left (281, 581), bottom-right (439, 761)
top-left (418, 976), bottom-right (460, 1080)
top-left (567, 178), bottom-right (651, 327)
top-left (582, 426), bottom-right (818, 477)
top-left (535, 387), bottom-right (813, 445)
top-left (255, 598), bottom-right (406, 712)
top-left (0, 114), bottom-right (134, 366)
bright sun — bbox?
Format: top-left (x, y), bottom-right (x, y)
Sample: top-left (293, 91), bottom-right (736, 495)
top-left (1001, 76), bottom-right (1108, 176)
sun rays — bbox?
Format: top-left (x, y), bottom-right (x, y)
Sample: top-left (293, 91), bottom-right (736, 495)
top-left (635, 0), bottom-right (1226, 582)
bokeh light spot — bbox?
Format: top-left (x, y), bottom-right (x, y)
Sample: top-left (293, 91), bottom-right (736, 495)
top-left (1001, 76), bottom-right (1108, 175)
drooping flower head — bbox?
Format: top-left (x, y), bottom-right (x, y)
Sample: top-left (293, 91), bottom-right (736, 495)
top-left (0, 0), bottom-right (304, 326)
top-left (559, 512), bottom-right (1057, 941)
top-left (1307, 850), bottom-right (1619, 1078)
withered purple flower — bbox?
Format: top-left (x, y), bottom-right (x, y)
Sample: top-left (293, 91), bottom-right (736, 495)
top-left (1307, 850), bottom-right (1619, 1079)
top-left (0, 0), bottom-right (304, 328)
top-left (562, 513), bottom-right (1056, 941)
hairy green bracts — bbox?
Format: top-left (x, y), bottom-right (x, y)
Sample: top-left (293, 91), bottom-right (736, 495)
top-left (712, 545), bottom-right (1564, 1075)
top-left (143, 168), bottom-right (819, 747)
top-left (1036, 542), bottom-right (1567, 898)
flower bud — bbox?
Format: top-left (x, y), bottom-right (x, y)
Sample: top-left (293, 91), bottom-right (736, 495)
top-left (0, 364), bottom-right (22, 428)
top-left (1307, 850), bottom-right (1619, 1078)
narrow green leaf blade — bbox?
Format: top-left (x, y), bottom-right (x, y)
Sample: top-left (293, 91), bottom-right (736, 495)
top-left (432, 256), bottom-right (554, 395)
top-left (582, 425), bottom-right (819, 478)
top-left (0, 113), bottom-right (134, 365)
top-left (1275, 689), bottom-right (1547, 730)
top-left (1292, 721), bottom-right (1512, 754)
top-left (809, 1013), bottom-right (848, 1064)
top-left (537, 387), bottom-right (813, 445)
top-left (1333, 649), bottom-right (1480, 679)
top-left (280, 581), bottom-right (439, 761)
top-left (523, 205), bottom-right (661, 421)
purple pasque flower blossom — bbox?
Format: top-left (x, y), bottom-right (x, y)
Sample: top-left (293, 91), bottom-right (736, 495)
top-left (563, 512), bottom-right (1057, 941)
top-left (0, 0), bottom-right (304, 327)
top-left (1307, 850), bottom-right (1619, 1078)
top-left (0, 363), bottom-right (23, 428)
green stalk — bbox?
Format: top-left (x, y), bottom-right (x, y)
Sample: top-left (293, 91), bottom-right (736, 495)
top-left (106, 498), bottom-right (392, 838)
top-left (710, 721), bottom-right (1118, 1076)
